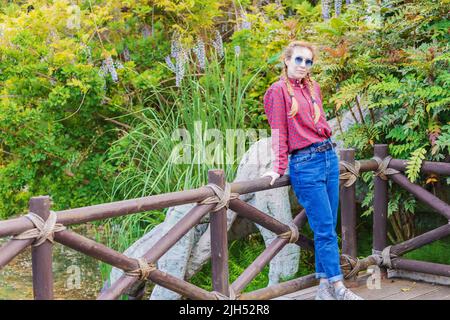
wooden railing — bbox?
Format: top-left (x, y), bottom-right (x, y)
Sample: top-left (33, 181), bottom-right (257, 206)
top-left (0, 143), bottom-right (449, 300)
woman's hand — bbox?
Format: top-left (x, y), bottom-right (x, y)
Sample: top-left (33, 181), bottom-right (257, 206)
top-left (261, 170), bottom-right (281, 186)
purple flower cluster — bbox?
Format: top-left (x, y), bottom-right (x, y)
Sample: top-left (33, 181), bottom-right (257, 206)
top-left (321, 0), bottom-right (351, 19)
top-left (165, 55), bottom-right (176, 73)
top-left (240, 12), bottom-right (251, 30)
top-left (164, 29), bottom-right (228, 86)
top-left (212, 30), bottom-right (224, 58)
top-left (165, 35), bottom-right (189, 87)
top-left (322, 0), bottom-right (331, 20)
top-left (335, 0), bottom-right (342, 16)
top-left (99, 56), bottom-right (123, 82)
top-left (275, 0), bottom-right (285, 21)
top-left (122, 44), bottom-right (131, 62)
top-left (234, 45), bottom-right (241, 57)
top-left (142, 24), bottom-right (152, 38)
top-left (193, 39), bottom-right (206, 70)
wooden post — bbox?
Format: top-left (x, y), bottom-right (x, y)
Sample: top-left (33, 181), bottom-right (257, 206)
top-left (373, 144), bottom-right (389, 278)
top-left (339, 149), bottom-right (358, 258)
top-left (208, 170), bottom-right (230, 296)
top-left (30, 196), bottom-right (54, 300)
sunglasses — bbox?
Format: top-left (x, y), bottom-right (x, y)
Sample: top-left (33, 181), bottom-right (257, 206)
top-left (293, 55), bottom-right (314, 68)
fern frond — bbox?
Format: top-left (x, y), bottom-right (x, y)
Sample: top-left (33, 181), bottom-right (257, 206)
top-left (405, 147), bottom-right (427, 183)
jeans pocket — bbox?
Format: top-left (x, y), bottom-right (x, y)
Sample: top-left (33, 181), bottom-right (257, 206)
top-left (290, 152), bottom-right (314, 173)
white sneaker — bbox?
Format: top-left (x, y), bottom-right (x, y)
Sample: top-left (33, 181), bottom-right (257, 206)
top-left (315, 283), bottom-right (337, 300)
top-left (334, 286), bottom-right (364, 300)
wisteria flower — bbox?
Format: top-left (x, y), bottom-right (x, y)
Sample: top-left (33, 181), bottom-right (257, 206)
top-left (240, 12), bottom-right (251, 30)
top-left (167, 34), bottom-right (189, 87)
top-left (335, 0), bottom-right (342, 16)
top-left (193, 39), bottom-right (206, 70)
top-left (234, 45), bottom-right (241, 57)
top-left (99, 56), bottom-right (119, 82)
top-left (142, 24), bottom-right (151, 38)
top-left (165, 55), bottom-right (176, 72)
top-left (322, 0), bottom-right (331, 20)
top-left (212, 30), bottom-right (224, 58)
top-left (175, 48), bottom-right (188, 87)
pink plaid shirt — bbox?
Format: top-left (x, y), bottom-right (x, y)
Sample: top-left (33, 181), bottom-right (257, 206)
top-left (263, 75), bottom-right (333, 175)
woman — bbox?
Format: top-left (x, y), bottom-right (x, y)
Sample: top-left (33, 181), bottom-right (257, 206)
top-left (261, 40), bottom-right (363, 300)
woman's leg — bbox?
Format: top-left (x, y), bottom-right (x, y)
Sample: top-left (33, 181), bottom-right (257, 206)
top-left (324, 147), bottom-right (364, 299)
top-left (289, 151), bottom-right (343, 282)
top-left (326, 149), bottom-right (340, 231)
top-left (317, 148), bottom-right (340, 280)
top-left (325, 147), bottom-right (343, 284)
top-left (290, 152), bottom-right (325, 279)
top-left (314, 140), bottom-right (340, 280)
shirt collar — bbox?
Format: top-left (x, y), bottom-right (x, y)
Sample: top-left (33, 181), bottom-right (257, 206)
top-left (281, 75), bottom-right (305, 88)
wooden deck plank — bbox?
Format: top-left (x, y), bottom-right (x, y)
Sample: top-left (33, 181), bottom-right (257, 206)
top-left (349, 278), bottom-right (416, 300)
top-left (381, 282), bottom-right (439, 300)
top-left (410, 285), bottom-right (450, 300)
top-left (277, 275), bottom-right (450, 300)
top-left (286, 274), bottom-right (373, 300)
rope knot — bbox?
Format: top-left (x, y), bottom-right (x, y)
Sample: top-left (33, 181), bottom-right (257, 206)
top-left (372, 156), bottom-right (400, 180)
top-left (198, 183), bottom-right (240, 212)
top-left (212, 287), bottom-right (240, 300)
top-left (13, 211), bottom-right (66, 246)
top-left (381, 245), bottom-right (397, 269)
top-left (125, 257), bottom-right (157, 281)
top-left (277, 222), bottom-right (299, 243)
top-left (340, 254), bottom-right (362, 279)
top-left (339, 160), bottom-right (361, 187)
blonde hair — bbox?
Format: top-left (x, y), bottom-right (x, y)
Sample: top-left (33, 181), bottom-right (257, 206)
top-left (281, 40), bottom-right (321, 122)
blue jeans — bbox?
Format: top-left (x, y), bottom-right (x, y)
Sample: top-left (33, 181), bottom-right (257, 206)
top-left (289, 138), bottom-right (343, 283)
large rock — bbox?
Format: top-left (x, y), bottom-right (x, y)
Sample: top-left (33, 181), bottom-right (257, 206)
top-left (183, 137), bottom-right (298, 285)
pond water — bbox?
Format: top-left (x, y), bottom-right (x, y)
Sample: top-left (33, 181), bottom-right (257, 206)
top-left (0, 224), bottom-right (104, 300)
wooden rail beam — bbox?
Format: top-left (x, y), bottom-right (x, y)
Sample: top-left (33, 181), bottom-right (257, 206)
top-left (0, 238), bottom-right (33, 270)
top-left (391, 258), bottom-right (450, 277)
top-left (229, 198), bottom-right (314, 251)
top-left (54, 229), bottom-right (215, 300)
top-left (231, 210), bottom-right (308, 294)
top-left (97, 202), bottom-right (214, 299)
top-left (238, 274), bottom-right (318, 300)
top-left (389, 173), bottom-right (450, 220)
top-left (390, 224), bottom-right (450, 256)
